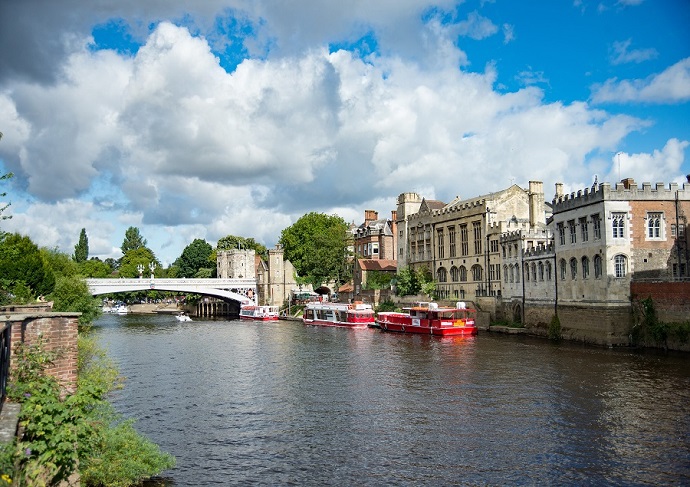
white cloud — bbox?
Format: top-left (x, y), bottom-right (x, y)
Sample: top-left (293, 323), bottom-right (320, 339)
top-left (610, 138), bottom-right (689, 183)
top-left (591, 57), bottom-right (690, 104)
top-left (457, 11), bottom-right (498, 41)
top-left (610, 39), bottom-right (657, 65)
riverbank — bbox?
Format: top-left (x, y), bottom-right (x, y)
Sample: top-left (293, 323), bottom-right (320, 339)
top-left (128, 303), bottom-right (181, 314)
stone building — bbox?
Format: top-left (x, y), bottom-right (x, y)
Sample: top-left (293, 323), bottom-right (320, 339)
top-left (353, 209), bottom-right (397, 260)
top-left (504, 177), bottom-right (690, 346)
top-left (396, 182), bottom-right (548, 302)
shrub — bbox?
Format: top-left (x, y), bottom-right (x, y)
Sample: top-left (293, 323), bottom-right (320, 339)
top-left (548, 314), bottom-right (561, 341)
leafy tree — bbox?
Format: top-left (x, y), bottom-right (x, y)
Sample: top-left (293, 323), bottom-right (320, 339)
top-left (104, 257), bottom-right (119, 271)
top-left (394, 266), bottom-right (434, 297)
top-left (121, 226), bottom-right (147, 254)
top-left (73, 228), bottom-right (89, 263)
top-left (279, 212), bottom-right (350, 289)
top-left (363, 270), bottom-right (395, 290)
top-left (0, 233), bottom-right (55, 300)
top-left (216, 235), bottom-right (268, 260)
top-left (0, 171), bottom-right (13, 224)
top-left (174, 238), bottom-right (213, 278)
top-left (50, 275), bottom-right (101, 325)
top-left (41, 247), bottom-right (79, 278)
top-left (79, 258), bottom-right (113, 278)
top-left (119, 247), bottom-right (160, 278)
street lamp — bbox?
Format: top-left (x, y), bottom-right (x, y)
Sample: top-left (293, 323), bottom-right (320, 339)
top-left (149, 262), bottom-right (156, 279)
top-left (137, 264), bottom-right (144, 279)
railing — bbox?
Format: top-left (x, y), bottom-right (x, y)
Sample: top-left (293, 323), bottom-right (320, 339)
top-left (0, 322), bottom-right (10, 413)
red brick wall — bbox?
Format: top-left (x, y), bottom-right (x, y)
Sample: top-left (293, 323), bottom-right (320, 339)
top-left (631, 281), bottom-right (690, 323)
top-left (7, 313), bottom-right (79, 394)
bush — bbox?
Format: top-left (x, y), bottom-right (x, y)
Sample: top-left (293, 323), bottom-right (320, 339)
top-left (548, 314), bottom-right (561, 341)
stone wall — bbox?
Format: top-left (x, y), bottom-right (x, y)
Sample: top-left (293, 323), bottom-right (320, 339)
top-left (631, 281), bottom-right (690, 323)
top-left (4, 310), bottom-right (80, 394)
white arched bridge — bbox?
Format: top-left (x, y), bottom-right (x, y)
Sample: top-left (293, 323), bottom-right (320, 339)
top-left (85, 278), bottom-right (257, 304)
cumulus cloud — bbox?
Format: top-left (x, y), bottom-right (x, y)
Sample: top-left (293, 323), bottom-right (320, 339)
top-left (610, 139), bottom-right (689, 184)
top-left (591, 57), bottom-right (690, 104)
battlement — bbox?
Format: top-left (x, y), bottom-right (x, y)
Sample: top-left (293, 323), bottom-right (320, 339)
top-left (524, 241), bottom-right (555, 258)
top-left (499, 228), bottom-right (552, 244)
top-left (553, 180), bottom-right (690, 212)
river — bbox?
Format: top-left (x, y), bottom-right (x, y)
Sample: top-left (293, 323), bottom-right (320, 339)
top-left (94, 313), bottom-right (690, 486)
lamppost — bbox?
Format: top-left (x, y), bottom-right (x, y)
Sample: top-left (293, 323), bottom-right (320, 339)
top-left (137, 264), bottom-right (144, 279)
top-left (149, 262), bottom-right (156, 279)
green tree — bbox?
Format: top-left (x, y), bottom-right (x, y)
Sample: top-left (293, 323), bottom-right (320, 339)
top-left (41, 247), bottom-right (79, 278)
top-left (73, 228), bottom-right (89, 263)
top-left (174, 238), bottom-right (213, 278)
top-left (121, 226), bottom-right (147, 254)
top-left (394, 266), bottom-right (435, 297)
top-left (363, 270), bottom-right (394, 290)
top-left (79, 258), bottom-right (113, 278)
top-left (0, 233), bottom-right (55, 301)
top-left (216, 235), bottom-right (268, 260)
top-left (119, 247), bottom-right (160, 278)
top-left (279, 212), bottom-right (350, 289)
top-left (50, 275), bottom-right (101, 325)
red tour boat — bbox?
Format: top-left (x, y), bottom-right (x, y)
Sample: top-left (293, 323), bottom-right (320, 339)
top-left (302, 301), bottom-right (375, 328)
top-left (239, 304), bottom-right (280, 321)
top-left (376, 302), bottom-right (477, 336)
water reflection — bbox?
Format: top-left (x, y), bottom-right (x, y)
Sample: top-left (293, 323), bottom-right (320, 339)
top-left (94, 314), bottom-right (690, 486)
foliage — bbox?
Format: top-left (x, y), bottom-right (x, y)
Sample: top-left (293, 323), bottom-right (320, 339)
top-left (216, 235), bottom-right (268, 260)
top-left (195, 267), bottom-right (214, 278)
top-left (362, 270), bottom-right (394, 290)
top-left (394, 266), bottom-right (435, 297)
top-left (548, 314), bottom-right (561, 341)
top-left (50, 275), bottom-right (102, 325)
top-left (119, 247), bottom-right (161, 278)
top-left (121, 226), bottom-right (147, 254)
top-left (631, 297), bottom-right (690, 348)
top-left (79, 257), bottom-right (114, 278)
top-left (279, 212), bottom-right (350, 289)
top-left (41, 246), bottom-right (79, 278)
top-left (73, 228), bottom-right (89, 263)
top-left (4, 333), bottom-right (175, 486)
top-left (0, 169), bottom-right (13, 223)
top-left (0, 232), bottom-right (55, 300)
top-left (375, 299), bottom-right (398, 313)
top-left (174, 238), bottom-right (213, 278)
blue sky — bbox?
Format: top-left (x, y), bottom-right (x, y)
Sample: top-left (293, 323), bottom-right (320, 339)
top-left (0, 0), bottom-right (688, 266)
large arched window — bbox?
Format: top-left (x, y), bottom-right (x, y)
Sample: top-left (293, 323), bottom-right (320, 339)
top-left (450, 266), bottom-right (459, 282)
top-left (545, 261), bottom-right (552, 280)
top-left (525, 263), bottom-right (530, 282)
top-left (560, 259), bottom-right (567, 280)
top-left (437, 267), bottom-right (447, 283)
top-left (515, 263), bottom-right (520, 283)
top-left (582, 256), bottom-right (590, 279)
top-left (614, 254), bottom-right (627, 278)
top-left (459, 266), bottom-right (467, 282)
top-left (538, 262), bottom-right (544, 281)
top-left (570, 258), bottom-right (578, 279)
top-left (594, 255), bottom-right (602, 278)
top-left (531, 263), bottom-right (537, 282)
top-left (471, 264), bottom-right (483, 282)
top-left (503, 265), bottom-right (509, 283)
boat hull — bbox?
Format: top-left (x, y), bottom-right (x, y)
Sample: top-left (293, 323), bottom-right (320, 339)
top-left (377, 308), bottom-right (477, 337)
top-left (303, 318), bottom-right (370, 329)
top-left (378, 320), bottom-right (477, 336)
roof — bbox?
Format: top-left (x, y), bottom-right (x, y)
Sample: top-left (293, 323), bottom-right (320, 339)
top-left (338, 283), bottom-right (354, 292)
top-left (357, 259), bottom-right (397, 271)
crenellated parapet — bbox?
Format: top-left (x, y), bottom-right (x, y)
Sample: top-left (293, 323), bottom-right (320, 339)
top-left (524, 241), bottom-right (555, 258)
top-left (553, 180), bottom-right (690, 211)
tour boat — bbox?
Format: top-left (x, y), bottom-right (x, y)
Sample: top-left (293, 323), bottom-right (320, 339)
top-left (239, 304), bottom-right (280, 321)
top-left (302, 301), bottom-right (375, 328)
top-left (376, 302), bottom-right (477, 337)
top-left (175, 312), bottom-right (192, 322)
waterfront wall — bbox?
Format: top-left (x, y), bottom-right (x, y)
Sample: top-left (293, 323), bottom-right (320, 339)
top-left (2, 306), bottom-right (80, 394)
top-left (631, 281), bottom-right (690, 323)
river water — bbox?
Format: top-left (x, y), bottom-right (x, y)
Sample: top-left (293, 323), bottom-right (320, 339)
top-left (94, 313), bottom-right (690, 486)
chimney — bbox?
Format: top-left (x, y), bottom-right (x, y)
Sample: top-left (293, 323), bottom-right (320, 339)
top-left (621, 177), bottom-right (636, 189)
top-left (555, 182), bottom-right (564, 198)
top-left (528, 181), bottom-right (544, 229)
top-left (364, 210), bottom-right (378, 225)
top-left (391, 210), bottom-right (397, 221)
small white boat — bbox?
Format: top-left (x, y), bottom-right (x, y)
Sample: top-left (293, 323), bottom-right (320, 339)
top-left (113, 304), bottom-right (129, 314)
top-left (175, 313), bottom-right (192, 322)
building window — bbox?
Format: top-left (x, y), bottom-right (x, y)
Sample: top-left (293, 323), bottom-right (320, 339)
top-left (612, 212), bottom-right (626, 239)
top-left (489, 264), bottom-right (496, 281)
top-left (473, 221), bottom-right (482, 254)
top-left (437, 267), bottom-right (447, 282)
top-left (570, 258), bottom-right (577, 279)
top-left (558, 222), bottom-right (565, 245)
top-left (459, 266), bottom-right (467, 282)
top-left (448, 226), bottom-right (456, 257)
top-left (538, 262), bottom-right (544, 281)
top-left (515, 263), bottom-right (520, 283)
top-left (592, 214), bottom-right (601, 240)
top-left (490, 239), bottom-right (499, 253)
top-left (471, 264), bottom-right (482, 281)
top-left (580, 217), bottom-right (588, 242)
top-left (647, 212), bottom-right (663, 239)
top-left (545, 261), bottom-right (552, 280)
top-left (372, 242), bottom-right (379, 255)
top-left (509, 265), bottom-right (514, 283)
top-left (437, 229), bottom-right (445, 259)
top-left (531, 263), bottom-right (537, 282)
top-left (460, 225), bottom-right (469, 256)
top-left (594, 254), bottom-right (602, 278)
top-left (614, 255), bottom-right (627, 278)
top-left (582, 256), bottom-right (590, 279)
top-left (560, 259), bottom-right (567, 280)
top-left (504, 265), bottom-right (509, 283)
top-left (569, 220), bottom-right (577, 244)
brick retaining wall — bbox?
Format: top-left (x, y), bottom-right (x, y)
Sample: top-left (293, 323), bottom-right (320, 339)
top-left (631, 281), bottom-right (690, 323)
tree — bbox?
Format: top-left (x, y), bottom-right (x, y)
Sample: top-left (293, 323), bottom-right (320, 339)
top-left (394, 266), bottom-right (434, 297)
top-left (174, 239), bottom-right (213, 278)
top-left (363, 270), bottom-right (394, 290)
top-left (121, 226), bottom-right (147, 254)
top-left (79, 258), bottom-right (113, 278)
top-left (279, 212), bottom-right (350, 289)
top-left (0, 233), bottom-right (55, 301)
top-left (118, 247), bottom-right (160, 278)
top-left (73, 228), bottom-right (89, 263)
top-left (216, 235), bottom-right (268, 260)
top-left (50, 275), bottom-right (101, 325)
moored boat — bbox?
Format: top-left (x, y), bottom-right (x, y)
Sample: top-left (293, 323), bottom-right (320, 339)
top-left (240, 304), bottom-right (280, 321)
top-left (175, 312), bottom-right (192, 322)
top-left (302, 301), bottom-right (375, 328)
top-left (376, 302), bottom-right (477, 336)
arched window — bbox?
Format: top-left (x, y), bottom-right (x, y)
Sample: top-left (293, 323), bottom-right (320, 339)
top-left (582, 256), bottom-right (590, 279)
top-left (614, 254), bottom-right (627, 278)
top-left (531, 263), bottom-right (537, 282)
top-left (503, 265), bottom-right (509, 283)
top-left (525, 263), bottom-right (530, 282)
top-left (471, 264), bottom-right (483, 282)
top-left (594, 255), bottom-right (602, 278)
top-left (450, 266), bottom-right (459, 282)
top-left (509, 265), bottom-right (514, 283)
top-left (560, 259), bottom-right (567, 280)
top-left (570, 258), bottom-right (578, 279)
top-left (545, 261), bottom-right (552, 280)
top-left (459, 266), bottom-right (467, 282)
top-left (538, 262), bottom-right (544, 281)
top-left (515, 263), bottom-right (520, 283)
top-left (437, 267), bottom-right (447, 283)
